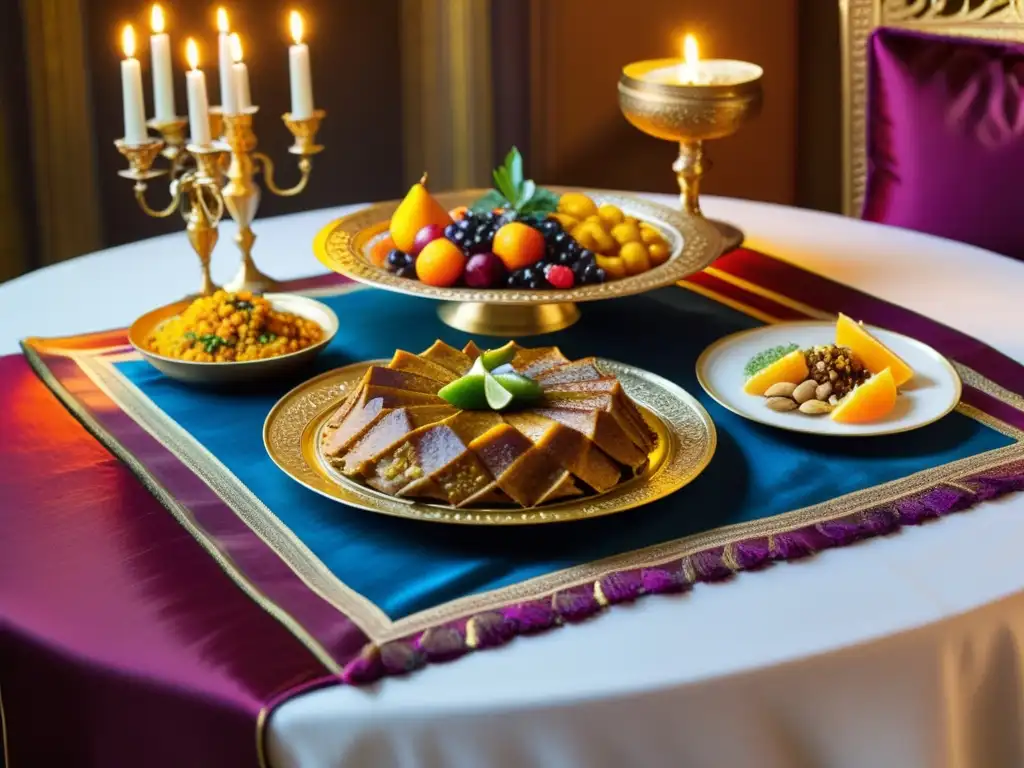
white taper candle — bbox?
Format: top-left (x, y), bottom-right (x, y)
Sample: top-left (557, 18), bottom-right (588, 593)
top-left (149, 6), bottom-right (176, 121)
top-left (120, 25), bottom-right (148, 144)
top-left (185, 39), bottom-right (212, 145)
top-left (229, 33), bottom-right (252, 111)
top-left (216, 8), bottom-right (238, 114)
top-left (287, 11), bottom-right (314, 119)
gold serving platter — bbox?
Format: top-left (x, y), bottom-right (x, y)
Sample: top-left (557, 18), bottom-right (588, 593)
top-left (312, 189), bottom-right (723, 336)
top-left (264, 358), bottom-right (717, 525)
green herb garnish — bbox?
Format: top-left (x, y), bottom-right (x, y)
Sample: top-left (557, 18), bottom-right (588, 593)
top-left (471, 147), bottom-right (560, 217)
top-left (744, 343), bottom-right (800, 378)
top-left (233, 300), bottom-right (254, 311)
top-left (183, 331), bottom-right (197, 342)
top-left (258, 333), bottom-right (277, 344)
top-left (198, 333), bottom-right (228, 354)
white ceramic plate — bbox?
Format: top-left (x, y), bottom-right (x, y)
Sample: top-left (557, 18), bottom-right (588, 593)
top-left (695, 321), bottom-right (962, 437)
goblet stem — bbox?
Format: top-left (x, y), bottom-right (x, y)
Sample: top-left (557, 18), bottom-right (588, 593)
top-left (673, 139), bottom-right (706, 217)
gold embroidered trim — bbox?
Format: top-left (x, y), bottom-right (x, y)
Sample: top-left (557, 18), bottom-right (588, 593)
top-left (20, 342), bottom-right (343, 675)
top-left (78, 350), bottom-right (392, 640)
top-left (28, 275), bottom-right (1024, 646)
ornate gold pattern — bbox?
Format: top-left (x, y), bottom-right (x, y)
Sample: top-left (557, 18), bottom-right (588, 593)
top-left (77, 348), bottom-right (393, 640)
top-left (314, 189), bottom-right (723, 334)
top-left (263, 359), bottom-right (718, 526)
top-left (842, 0), bottom-right (1024, 215)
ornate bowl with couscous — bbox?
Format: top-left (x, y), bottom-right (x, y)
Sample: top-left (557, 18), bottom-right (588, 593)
top-left (129, 291), bottom-right (339, 385)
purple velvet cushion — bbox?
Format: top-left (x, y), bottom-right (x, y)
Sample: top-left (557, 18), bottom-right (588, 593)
top-left (863, 27), bottom-right (1024, 260)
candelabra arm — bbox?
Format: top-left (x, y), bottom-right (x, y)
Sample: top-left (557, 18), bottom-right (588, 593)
top-left (133, 180), bottom-right (183, 219)
top-left (254, 151), bottom-right (313, 198)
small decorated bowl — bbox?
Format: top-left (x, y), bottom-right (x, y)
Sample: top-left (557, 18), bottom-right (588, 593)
top-left (129, 292), bottom-right (339, 385)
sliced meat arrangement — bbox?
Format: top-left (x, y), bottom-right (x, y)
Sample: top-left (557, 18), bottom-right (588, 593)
top-left (319, 341), bottom-right (658, 508)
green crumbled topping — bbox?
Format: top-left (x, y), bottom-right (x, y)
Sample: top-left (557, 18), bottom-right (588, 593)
top-left (744, 343), bottom-right (800, 378)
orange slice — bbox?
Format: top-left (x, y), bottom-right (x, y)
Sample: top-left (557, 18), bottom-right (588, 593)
top-left (830, 367), bottom-right (897, 423)
top-left (743, 349), bottom-right (809, 395)
top-left (835, 313), bottom-right (914, 387)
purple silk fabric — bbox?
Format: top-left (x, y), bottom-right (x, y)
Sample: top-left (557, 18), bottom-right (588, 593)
top-left (0, 354), bottom-right (331, 767)
top-left (863, 28), bottom-right (1024, 261)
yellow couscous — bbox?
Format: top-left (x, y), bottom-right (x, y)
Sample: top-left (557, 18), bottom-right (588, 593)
top-left (146, 290), bottom-right (323, 362)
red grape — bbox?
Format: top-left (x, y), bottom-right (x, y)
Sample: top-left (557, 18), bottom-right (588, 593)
top-left (411, 224), bottom-right (445, 255)
top-left (464, 253), bottom-right (506, 288)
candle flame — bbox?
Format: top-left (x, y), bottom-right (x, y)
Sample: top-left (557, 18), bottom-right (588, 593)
top-left (151, 4), bottom-right (165, 34)
top-left (289, 11), bottom-right (304, 45)
top-left (683, 34), bottom-right (699, 66)
top-left (122, 24), bottom-right (137, 59)
top-left (216, 7), bottom-right (229, 33)
top-left (230, 32), bottom-right (243, 63)
top-left (186, 38), bottom-right (199, 70)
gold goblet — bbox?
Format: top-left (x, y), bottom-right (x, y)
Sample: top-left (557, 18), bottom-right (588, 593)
top-left (618, 56), bottom-right (763, 252)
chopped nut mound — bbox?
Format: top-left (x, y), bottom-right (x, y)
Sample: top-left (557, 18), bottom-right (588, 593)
top-left (804, 344), bottom-right (869, 399)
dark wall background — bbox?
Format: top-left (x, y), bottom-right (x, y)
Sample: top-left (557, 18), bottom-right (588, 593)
top-left (84, 0), bottom-right (406, 248)
top-left (796, 0), bottom-right (842, 213)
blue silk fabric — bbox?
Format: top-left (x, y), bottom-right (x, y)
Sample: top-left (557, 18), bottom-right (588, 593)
top-left (116, 287), bottom-right (1013, 620)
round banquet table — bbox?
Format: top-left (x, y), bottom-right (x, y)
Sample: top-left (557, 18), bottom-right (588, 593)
top-left (3, 194), bottom-right (1024, 768)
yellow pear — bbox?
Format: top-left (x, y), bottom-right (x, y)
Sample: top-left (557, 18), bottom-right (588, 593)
top-left (390, 173), bottom-right (453, 253)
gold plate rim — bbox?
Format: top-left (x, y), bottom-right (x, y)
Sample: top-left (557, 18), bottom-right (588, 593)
top-left (695, 320), bottom-right (963, 438)
top-left (312, 188), bottom-right (723, 306)
top-left (263, 358), bottom-right (718, 525)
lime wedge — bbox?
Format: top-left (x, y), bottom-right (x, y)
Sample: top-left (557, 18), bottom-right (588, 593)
top-left (484, 373), bottom-right (515, 410)
top-left (490, 363), bottom-right (515, 376)
top-left (481, 343), bottom-right (517, 371)
top-left (468, 356), bottom-right (488, 377)
top-left (493, 372), bottom-right (543, 404)
top-left (438, 375), bottom-right (488, 409)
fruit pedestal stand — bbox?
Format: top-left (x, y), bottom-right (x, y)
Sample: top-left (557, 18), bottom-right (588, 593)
top-left (313, 190), bottom-right (724, 336)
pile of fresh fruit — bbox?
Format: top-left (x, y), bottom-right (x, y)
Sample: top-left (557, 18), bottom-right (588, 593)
top-left (370, 148), bottom-right (672, 290)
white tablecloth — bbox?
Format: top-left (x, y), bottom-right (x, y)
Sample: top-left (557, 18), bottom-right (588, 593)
top-left (4, 195), bottom-right (1024, 767)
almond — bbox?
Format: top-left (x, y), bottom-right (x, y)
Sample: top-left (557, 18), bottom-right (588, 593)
top-left (799, 400), bottom-right (833, 415)
top-left (764, 382), bottom-right (798, 398)
top-left (793, 379), bottom-right (818, 404)
top-left (766, 397), bottom-right (799, 412)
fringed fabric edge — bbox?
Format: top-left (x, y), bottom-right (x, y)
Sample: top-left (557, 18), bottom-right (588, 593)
top-left (340, 458), bottom-right (1024, 685)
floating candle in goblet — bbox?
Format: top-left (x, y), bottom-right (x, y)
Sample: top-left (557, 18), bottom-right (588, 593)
top-left (618, 34), bottom-right (763, 253)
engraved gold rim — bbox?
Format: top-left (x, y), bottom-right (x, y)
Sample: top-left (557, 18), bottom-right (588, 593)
top-left (263, 358), bottom-right (718, 525)
top-left (312, 189), bottom-right (723, 306)
top-left (695, 321), bottom-right (963, 437)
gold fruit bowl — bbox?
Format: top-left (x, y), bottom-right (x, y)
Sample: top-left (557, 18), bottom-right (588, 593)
top-left (312, 189), bottom-right (723, 337)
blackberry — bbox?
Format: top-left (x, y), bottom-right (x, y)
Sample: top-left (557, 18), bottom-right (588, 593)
top-left (538, 219), bottom-right (561, 239)
top-left (443, 223), bottom-right (459, 240)
top-left (385, 249), bottom-right (406, 272)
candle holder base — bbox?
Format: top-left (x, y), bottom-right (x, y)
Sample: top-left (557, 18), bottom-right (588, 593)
top-left (224, 262), bottom-right (280, 295)
top-left (710, 219), bottom-right (744, 254)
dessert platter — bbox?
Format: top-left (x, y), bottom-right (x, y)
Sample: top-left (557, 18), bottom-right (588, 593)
top-left (696, 314), bottom-right (962, 436)
top-left (264, 340), bottom-right (717, 524)
top-left (129, 289), bottom-right (338, 384)
top-left (313, 148), bottom-right (724, 335)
